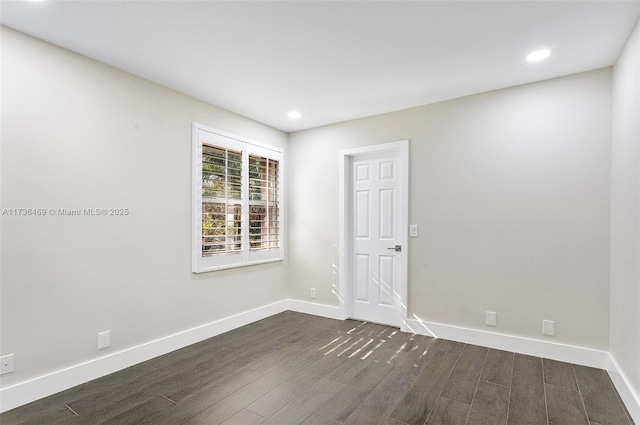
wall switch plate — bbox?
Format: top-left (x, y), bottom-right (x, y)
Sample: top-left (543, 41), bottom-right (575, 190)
top-left (542, 320), bottom-right (555, 336)
top-left (310, 288), bottom-right (316, 299)
top-left (409, 224), bottom-right (418, 237)
top-left (98, 331), bottom-right (111, 350)
top-left (485, 311), bottom-right (497, 326)
top-left (0, 354), bottom-right (14, 374)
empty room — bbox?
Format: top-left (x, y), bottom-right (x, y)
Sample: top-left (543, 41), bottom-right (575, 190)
top-left (1, 1), bottom-right (639, 424)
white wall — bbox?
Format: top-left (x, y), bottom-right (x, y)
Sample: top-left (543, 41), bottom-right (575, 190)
top-left (610, 17), bottom-right (640, 415)
top-left (0, 27), bottom-right (288, 389)
top-left (289, 68), bottom-right (612, 351)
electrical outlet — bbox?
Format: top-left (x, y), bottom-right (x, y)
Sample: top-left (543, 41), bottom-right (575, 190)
top-left (0, 354), bottom-right (14, 375)
top-left (485, 311), bottom-right (497, 326)
top-left (542, 320), bottom-right (555, 336)
top-left (310, 288), bottom-right (316, 299)
top-left (98, 331), bottom-right (111, 350)
top-left (409, 224), bottom-right (419, 237)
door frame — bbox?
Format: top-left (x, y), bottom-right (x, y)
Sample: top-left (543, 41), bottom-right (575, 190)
top-left (338, 140), bottom-right (409, 332)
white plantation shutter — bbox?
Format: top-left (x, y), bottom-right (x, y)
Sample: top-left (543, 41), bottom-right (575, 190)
top-left (247, 145), bottom-right (282, 264)
top-left (201, 145), bottom-right (243, 256)
top-left (248, 156), bottom-right (279, 250)
top-left (193, 124), bottom-right (283, 272)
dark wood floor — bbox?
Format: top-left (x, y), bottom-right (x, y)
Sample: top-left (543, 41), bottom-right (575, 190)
top-left (1, 311), bottom-right (634, 425)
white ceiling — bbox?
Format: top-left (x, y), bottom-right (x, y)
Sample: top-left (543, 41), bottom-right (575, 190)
top-left (1, 1), bottom-right (639, 132)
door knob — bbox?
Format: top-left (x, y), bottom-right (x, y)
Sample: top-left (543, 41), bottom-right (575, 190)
top-left (387, 245), bottom-right (402, 252)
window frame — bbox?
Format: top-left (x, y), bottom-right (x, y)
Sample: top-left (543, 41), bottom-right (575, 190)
top-left (192, 123), bottom-right (284, 273)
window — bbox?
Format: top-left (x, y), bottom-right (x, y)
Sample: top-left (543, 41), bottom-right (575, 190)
top-left (192, 123), bottom-right (283, 272)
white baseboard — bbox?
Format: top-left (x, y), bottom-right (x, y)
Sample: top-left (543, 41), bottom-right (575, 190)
top-left (2, 301), bottom-right (636, 422)
top-left (287, 299), bottom-right (343, 320)
top-left (284, 304), bottom-right (612, 370)
top-left (405, 318), bottom-right (609, 369)
top-left (407, 317), bottom-right (640, 421)
top-left (0, 300), bottom-right (289, 413)
top-left (607, 354), bottom-right (640, 424)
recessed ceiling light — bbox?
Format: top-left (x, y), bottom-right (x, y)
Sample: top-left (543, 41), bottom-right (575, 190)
top-left (526, 49), bottom-right (551, 62)
top-left (288, 111), bottom-right (301, 120)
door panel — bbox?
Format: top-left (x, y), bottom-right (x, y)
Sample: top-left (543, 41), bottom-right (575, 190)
top-left (355, 254), bottom-right (370, 302)
top-left (379, 255), bottom-right (394, 305)
top-left (379, 189), bottom-right (395, 239)
top-left (380, 160), bottom-right (395, 180)
top-left (356, 163), bottom-right (370, 182)
top-left (355, 191), bottom-right (370, 238)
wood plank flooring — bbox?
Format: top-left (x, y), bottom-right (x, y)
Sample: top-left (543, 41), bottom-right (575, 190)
top-left (1, 312), bottom-right (634, 425)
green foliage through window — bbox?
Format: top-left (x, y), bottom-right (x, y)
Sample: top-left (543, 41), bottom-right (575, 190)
top-left (201, 146), bottom-right (280, 256)
top-left (202, 146), bottom-right (242, 256)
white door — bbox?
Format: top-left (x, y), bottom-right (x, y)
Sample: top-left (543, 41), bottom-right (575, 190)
top-left (349, 150), bottom-right (405, 327)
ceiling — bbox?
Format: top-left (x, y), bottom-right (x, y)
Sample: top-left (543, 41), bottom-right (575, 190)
top-left (1, 1), bottom-right (639, 133)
